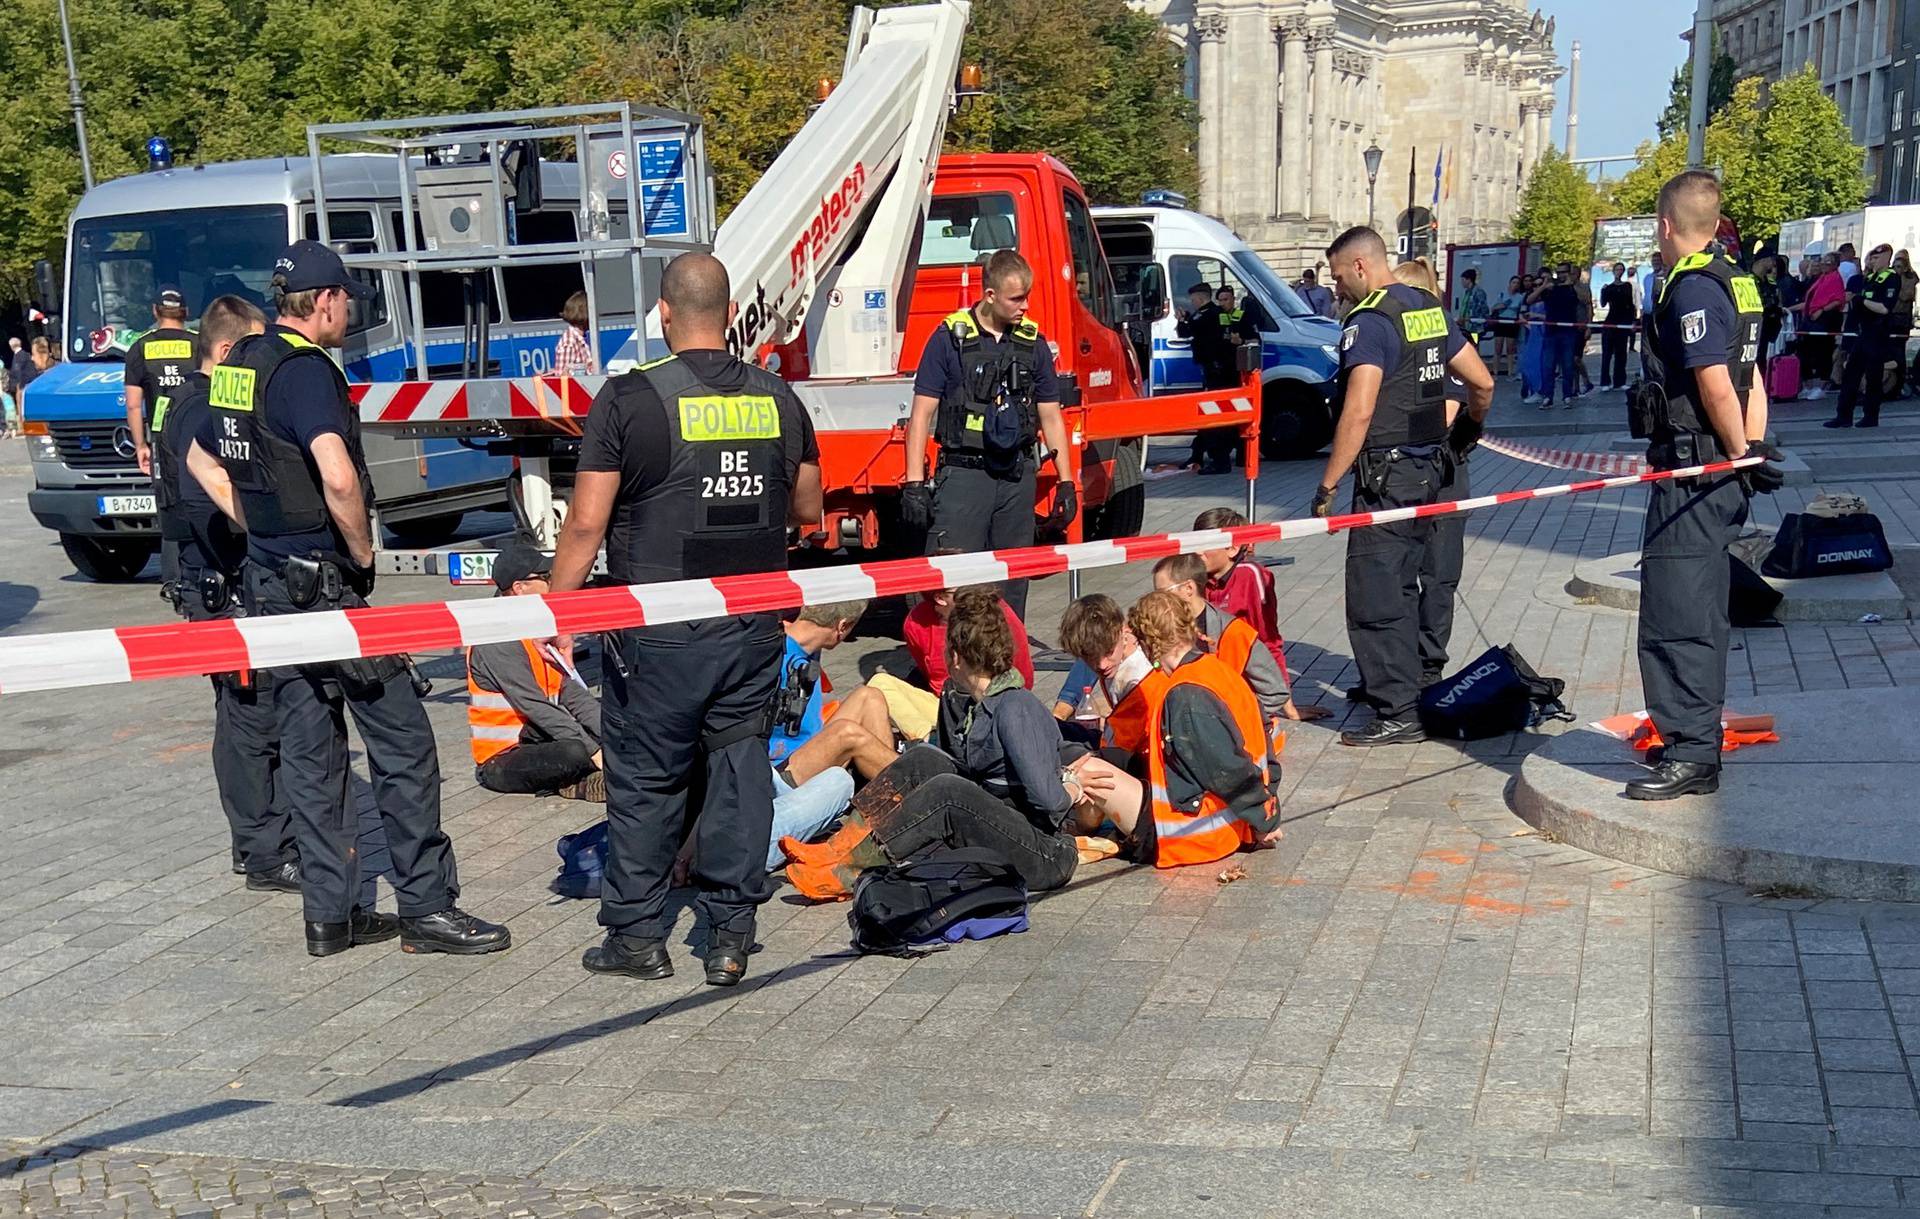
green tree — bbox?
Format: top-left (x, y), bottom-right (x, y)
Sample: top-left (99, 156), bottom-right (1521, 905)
top-left (1657, 32), bottom-right (1735, 140)
top-left (1511, 148), bottom-right (1609, 265)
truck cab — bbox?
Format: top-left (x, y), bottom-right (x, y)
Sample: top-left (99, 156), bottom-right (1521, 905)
top-left (1093, 203), bottom-right (1340, 459)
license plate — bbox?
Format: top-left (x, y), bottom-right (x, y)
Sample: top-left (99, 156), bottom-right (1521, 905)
top-left (96, 495), bottom-right (156, 517)
top-left (450, 551), bottom-right (497, 585)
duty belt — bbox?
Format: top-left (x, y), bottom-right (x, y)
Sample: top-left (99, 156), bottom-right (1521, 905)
top-left (939, 450), bottom-right (1027, 472)
top-left (1362, 442), bottom-right (1446, 462)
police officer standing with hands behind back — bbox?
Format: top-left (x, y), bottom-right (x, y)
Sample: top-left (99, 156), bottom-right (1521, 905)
top-left (1316, 226), bottom-right (1494, 747)
top-left (901, 249), bottom-right (1075, 618)
top-left (1630, 170), bottom-right (1786, 799)
top-left (550, 252), bottom-right (823, 987)
top-left (202, 240), bottom-right (510, 958)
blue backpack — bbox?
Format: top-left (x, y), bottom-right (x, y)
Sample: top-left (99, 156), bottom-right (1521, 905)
top-left (552, 821), bottom-right (609, 899)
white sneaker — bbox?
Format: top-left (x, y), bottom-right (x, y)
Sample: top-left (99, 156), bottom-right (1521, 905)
top-left (1801, 386), bottom-right (1826, 401)
top-left (1522, 394), bottom-right (1543, 405)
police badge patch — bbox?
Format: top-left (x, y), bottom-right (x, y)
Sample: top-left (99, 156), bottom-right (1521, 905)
top-left (1681, 309), bottom-right (1706, 345)
top-left (1341, 325), bottom-right (1358, 351)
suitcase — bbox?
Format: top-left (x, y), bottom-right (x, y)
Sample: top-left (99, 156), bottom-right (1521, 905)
top-left (1766, 353), bottom-right (1801, 401)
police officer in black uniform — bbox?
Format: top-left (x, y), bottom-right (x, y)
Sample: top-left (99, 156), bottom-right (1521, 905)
top-left (161, 294), bottom-right (298, 890)
top-left (1315, 226), bottom-right (1494, 746)
top-left (1828, 242), bottom-right (1901, 429)
top-left (1176, 281), bottom-right (1228, 471)
top-left (901, 248), bottom-right (1076, 618)
top-left (124, 285), bottom-right (196, 478)
top-left (1629, 171), bottom-right (1787, 800)
top-left (550, 252), bottom-right (822, 986)
top-left (204, 240), bottom-right (510, 957)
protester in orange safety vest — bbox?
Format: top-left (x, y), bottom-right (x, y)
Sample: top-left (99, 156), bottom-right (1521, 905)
top-left (1151, 552), bottom-right (1292, 769)
top-left (465, 538), bottom-right (603, 800)
top-left (1124, 591), bottom-right (1282, 868)
top-left (1056, 593), bottom-right (1168, 762)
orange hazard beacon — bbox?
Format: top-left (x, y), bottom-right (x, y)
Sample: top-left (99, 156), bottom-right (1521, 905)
top-left (348, 0), bottom-right (1264, 572)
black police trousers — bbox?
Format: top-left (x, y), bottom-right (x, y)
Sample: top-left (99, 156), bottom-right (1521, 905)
top-left (1189, 364), bottom-right (1242, 469)
top-left (181, 583), bottom-right (294, 874)
top-left (1418, 457), bottom-right (1469, 683)
top-left (1345, 451), bottom-right (1444, 720)
top-left (599, 616), bottom-right (782, 941)
top-left (1638, 472), bottom-right (1749, 766)
top-left (246, 561), bottom-right (459, 925)
top-left (1836, 336), bottom-right (1888, 425)
top-left (927, 459), bottom-right (1037, 618)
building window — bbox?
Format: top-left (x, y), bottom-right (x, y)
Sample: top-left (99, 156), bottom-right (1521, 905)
top-left (1897, 89), bottom-right (1906, 133)
top-left (1893, 142), bottom-right (1907, 204)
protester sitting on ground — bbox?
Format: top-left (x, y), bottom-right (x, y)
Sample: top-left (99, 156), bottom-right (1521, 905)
top-left (1056, 593), bottom-right (1168, 765)
top-left (1151, 553), bottom-right (1292, 767)
top-left (902, 564), bottom-right (1035, 691)
top-left (465, 539), bottom-right (604, 800)
top-left (1124, 591), bottom-right (1284, 868)
top-left (1191, 506), bottom-right (1327, 721)
top-left (771, 601), bottom-right (898, 782)
top-left (783, 588), bottom-right (1126, 899)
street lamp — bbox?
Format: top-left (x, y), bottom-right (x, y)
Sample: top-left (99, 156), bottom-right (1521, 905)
top-left (1362, 140), bottom-right (1383, 231)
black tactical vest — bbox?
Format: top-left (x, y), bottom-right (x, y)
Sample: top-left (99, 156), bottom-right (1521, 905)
top-left (208, 327), bottom-right (370, 539)
top-left (612, 355), bottom-right (793, 586)
top-left (151, 370), bottom-right (203, 544)
top-left (1645, 250), bottom-right (1762, 435)
top-left (934, 307), bottom-right (1041, 464)
top-left (1340, 285), bottom-right (1450, 448)
top-left (152, 371), bottom-right (245, 572)
top-left (130, 327), bottom-right (195, 420)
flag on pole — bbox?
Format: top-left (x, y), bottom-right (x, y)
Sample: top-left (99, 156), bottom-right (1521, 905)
top-left (1442, 149), bottom-right (1454, 202)
top-left (1431, 147), bottom-right (1443, 208)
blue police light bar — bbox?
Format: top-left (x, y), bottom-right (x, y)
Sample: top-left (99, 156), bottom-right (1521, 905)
top-left (146, 136), bottom-right (173, 172)
top-left (1141, 189), bottom-right (1188, 209)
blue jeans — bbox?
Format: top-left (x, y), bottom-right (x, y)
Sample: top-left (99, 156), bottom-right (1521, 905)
top-left (1549, 330), bottom-right (1581, 400)
top-left (765, 764), bottom-right (855, 871)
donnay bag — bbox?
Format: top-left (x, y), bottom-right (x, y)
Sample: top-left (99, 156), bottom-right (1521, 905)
top-left (1418, 645), bottom-right (1574, 739)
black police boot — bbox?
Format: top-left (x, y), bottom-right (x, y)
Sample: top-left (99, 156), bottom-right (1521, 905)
top-left (1624, 759), bottom-right (1720, 801)
top-left (245, 860), bottom-right (302, 894)
top-left (399, 908), bottom-right (511, 955)
top-left (581, 933), bottom-right (674, 979)
top-left (1344, 683), bottom-right (1369, 703)
top-left (306, 908), bottom-right (401, 958)
top-left (705, 929), bottom-right (755, 988)
top-left (1340, 717), bottom-right (1426, 747)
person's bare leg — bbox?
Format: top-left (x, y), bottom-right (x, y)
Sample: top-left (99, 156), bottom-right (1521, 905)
top-left (1068, 754), bottom-right (1143, 835)
top-left (783, 717), bottom-right (897, 786)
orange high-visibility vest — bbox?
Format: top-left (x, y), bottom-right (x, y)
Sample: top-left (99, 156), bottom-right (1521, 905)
top-left (466, 640), bottom-right (566, 764)
top-left (1101, 666), bottom-right (1171, 757)
top-left (1201, 612), bottom-right (1286, 760)
top-left (1143, 653), bottom-right (1273, 868)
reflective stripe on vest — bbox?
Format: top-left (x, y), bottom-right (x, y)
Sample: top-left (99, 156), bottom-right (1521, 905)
top-left (466, 639), bottom-right (566, 765)
top-left (1141, 653), bottom-right (1270, 868)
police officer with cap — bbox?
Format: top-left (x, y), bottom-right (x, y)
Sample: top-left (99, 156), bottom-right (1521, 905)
top-left (1828, 242), bottom-right (1900, 429)
top-left (205, 239), bottom-right (510, 958)
top-left (900, 249), bottom-right (1075, 618)
top-left (1629, 170), bottom-right (1786, 800)
top-left (550, 252), bottom-right (822, 986)
top-left (163, 294), bottom-right (298, 891)
top-left (1316, 226), bottom-right (1494, 746)
top-left (125, 285), bottom-right (196, 477)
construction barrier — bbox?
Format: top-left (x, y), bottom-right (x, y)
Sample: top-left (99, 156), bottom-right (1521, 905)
top-left (0, 454), bottom-right (1760, 697)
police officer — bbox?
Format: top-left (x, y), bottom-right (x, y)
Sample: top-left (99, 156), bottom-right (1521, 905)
top-left (1629, 171), bottom-right (1786, 800)
top-left (550, 253), bottom-right (822, 986)
top-left (901, 249), bottom-right (1076, 618)
top-left (161, 294), bottom-right (298, 891)
top-left (1314, 226), bottom-right (1494, 746)
top-left (1176, 281), bottom-right (1231, 472)
top-left (204, 240), bottom-right (509, 957)
top-left (124, 285), bottom-right (195, 477)
top-left (1828, 242), bottom-right (1900, 429)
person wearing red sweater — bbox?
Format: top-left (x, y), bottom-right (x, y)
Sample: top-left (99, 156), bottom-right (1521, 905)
top-left (1192, 506), bottom-right (1327, 722)
top-left (903, 584), bottom-right (1035, 692)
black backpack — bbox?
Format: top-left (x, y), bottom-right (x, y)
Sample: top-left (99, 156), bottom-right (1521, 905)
top-left (1762, 511), bottom-right (1892, 579)
top-left (1418, 645), bottom-right (1573, 740)
top-left (847, 848), bottom-right (1029, 956)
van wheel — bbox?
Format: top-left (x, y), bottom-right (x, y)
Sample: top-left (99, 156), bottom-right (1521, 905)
top-left (1259, 381), bottom-right (1334, 460)
top-left (60, 535), bottom-right (156, 582)
top-left (386, 512), bottom-right (465, 548)
top-left (1088, 439), bottom-right (1146, 539)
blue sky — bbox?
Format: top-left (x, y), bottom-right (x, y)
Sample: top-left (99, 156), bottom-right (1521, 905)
top-left (1543, 0), bottom-right (1687, 174)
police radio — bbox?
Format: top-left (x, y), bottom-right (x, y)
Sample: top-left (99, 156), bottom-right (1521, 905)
top-left (773, 654), bottom-right (820, 735)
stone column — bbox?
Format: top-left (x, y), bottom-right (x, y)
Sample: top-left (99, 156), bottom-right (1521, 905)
top-left (1308, 25), bottom-right (1336, 221)
top-left (1518, 98), bottom-right (1537, 179)
top-left (1195, 14), bottom-right (1229, 217)
top-left (1534, 96), bottom-right (1554, 164)
top-left (1277, 17), bottom-right (1309, 219)
top-left (1246, 14), bottom-right (1282, 227)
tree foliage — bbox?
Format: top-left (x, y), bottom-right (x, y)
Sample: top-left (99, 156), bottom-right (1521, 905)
top-left (0, 0), bottom-right (1197, 304)
top-left (1511, 148), bottom-right (1610, 265)
top-left (1657, 32), bottom-right (1736, 141)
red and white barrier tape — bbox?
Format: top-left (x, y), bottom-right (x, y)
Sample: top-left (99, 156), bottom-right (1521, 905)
top-left (0, 456), bottom-right (1759, 696)
top-left (1478, 435), bottom-right (1647, 476)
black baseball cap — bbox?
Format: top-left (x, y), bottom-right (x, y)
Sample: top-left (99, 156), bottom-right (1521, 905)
top-left (272, 240), bottom-right (375, 299)
top-left (492, 538), bottom-right (552, 592)
top-left (153, 285), bottom-right (186, 311)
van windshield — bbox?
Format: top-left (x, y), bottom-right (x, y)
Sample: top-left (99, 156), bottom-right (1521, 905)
top-left (1230, 249), bottom-right (1318, 320)
top-left (67, 205), bottom-right (289, 360)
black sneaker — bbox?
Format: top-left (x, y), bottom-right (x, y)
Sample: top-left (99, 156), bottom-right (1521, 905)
top-left (399, 907), bottom-right (511, 955)
top-left (582, 933), bottom-right (674, 979)
top-left (246, 860), bottom-right (302, 894)
top-left (1339, 718), bottom-right (1426, 747)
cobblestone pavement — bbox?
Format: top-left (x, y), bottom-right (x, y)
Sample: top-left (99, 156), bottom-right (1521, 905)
top-left (4, 385), bottom-right (1920, 1217)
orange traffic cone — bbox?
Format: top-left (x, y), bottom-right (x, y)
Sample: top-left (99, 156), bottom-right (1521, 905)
top-left (780, 813), bottom-right (870, 867)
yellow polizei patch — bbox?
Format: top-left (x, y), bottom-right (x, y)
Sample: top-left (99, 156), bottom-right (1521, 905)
top-left (1730, 277), bottom-right (1762, 314)
top-left (677, 395), bottom-right (780, 442)
top-left (208, 366), bottom-right (257, 412)
top-left (1401, 307), bottom-right (1448, 342)
top-left (144, 340), bottom-right (194, 360)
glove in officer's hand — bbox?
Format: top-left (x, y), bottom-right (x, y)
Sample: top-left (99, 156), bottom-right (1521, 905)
top-left (1448, 413), bottom-right (1484, 459)
top-left (345, 562), bottom-right (376, 599)
top-left (1741, 439), bottom-right (1788, 495)
top-left (900, 480), bottom-right (933, 530)
top-left (1309, 485), bottom-right (1336, 519)
top-left (1049, 481), bottom-right (1079, 528)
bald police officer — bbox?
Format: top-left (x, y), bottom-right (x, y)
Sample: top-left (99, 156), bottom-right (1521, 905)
top-left (1630, 171), bottom-right (1786, 799)
top-left (551, 253), bottom-right (823, 987)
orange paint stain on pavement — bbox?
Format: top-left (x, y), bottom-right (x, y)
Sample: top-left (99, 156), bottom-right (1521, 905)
top-left (155, 741), bottom-right (212, 762)
top-left (1420, 850), bottom-right (1475, 866)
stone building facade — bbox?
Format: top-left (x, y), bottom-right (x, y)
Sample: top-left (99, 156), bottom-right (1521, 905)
top-left (1782, 0), bottom-right (1897, 192)
top-left (1138, 0), bottom-right (1563, 274)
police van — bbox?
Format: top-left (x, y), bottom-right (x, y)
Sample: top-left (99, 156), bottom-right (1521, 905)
top-left (23, 155), bottom-right (643, 581)
top-left (1094, 199), bottom-right (1341, 459)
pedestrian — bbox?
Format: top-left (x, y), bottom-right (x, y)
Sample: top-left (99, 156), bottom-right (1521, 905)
top-left (549, 251), bottom-right (822, 985)
top-left (1574, 267), bottom-right (1596, 394)
top-left (1889, 249), bottom-right (1916, 398)
top-left (204, 239), bottom-right (509, 959)
top-left (1174, 280), bottom-right (1233, 472)
top-left (158, 294), bottom-right (299, 894)
top-left (1628, 169), bottom-right (1786, 800)
top-left (1528, 263), bottom-right (1582, 407)
top-left (1519, 278), bottom-right (1551, 404)
top-left (8, 336), bottom-right (30, 401)
top-left (25, 337), bottom-right (52, 388)
top-left (1753, 256), bottom-right (1783, 379)
top-left (1599, 262), bottom-right (1636, 389)
top-left (1837, 242), bottom-right (1860, 285)
top-left (1489, 275), bottom-right (1525, 376)
top-left (1452, 267), bottom-right (1489, 351)
top-left (123, 286), bottom-right (196, 477)
top-left (1297, 267), bottom-right (1337, 320)
top-left (901, 249), bottom-right (1076, 617)
top-left (552, 290), bottom-right (597, 376)
top-left (1800, 254), bottom-right (1846, 394)
top-left (1827, 242), bottom-right (1900, 428)
top-left (1315, 225), bottom-right (1493, 746)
